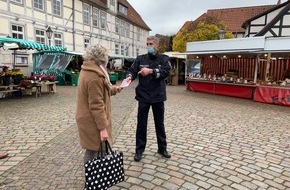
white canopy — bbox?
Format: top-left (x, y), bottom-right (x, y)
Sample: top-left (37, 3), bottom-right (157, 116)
top-left (163, 51), bottom-right (186, 59)
top-left (184, 36), bottom-right (290, 83)
top-left (185, 36), bottom-right (290, 55)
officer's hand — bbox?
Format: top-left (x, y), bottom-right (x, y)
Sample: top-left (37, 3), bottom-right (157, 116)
top-left (125, 76), bottom-right (132, 84)
top-left (138, 68), bottom-right (153, 76)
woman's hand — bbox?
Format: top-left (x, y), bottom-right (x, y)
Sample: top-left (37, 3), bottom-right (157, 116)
top-left (100, 128), bottom-right (108, 141)
top-left (116, 86), bottom-right (123, 93)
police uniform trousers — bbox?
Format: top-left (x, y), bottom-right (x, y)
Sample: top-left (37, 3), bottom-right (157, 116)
top-left (135, 101), bottom-right (167, 154)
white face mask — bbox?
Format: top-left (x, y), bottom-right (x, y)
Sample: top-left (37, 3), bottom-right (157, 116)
top-left (147, 47), bottom-right (155, 54)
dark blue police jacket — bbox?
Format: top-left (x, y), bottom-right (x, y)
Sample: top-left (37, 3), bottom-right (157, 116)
top-left (126, 53), bottom-right (171, 103)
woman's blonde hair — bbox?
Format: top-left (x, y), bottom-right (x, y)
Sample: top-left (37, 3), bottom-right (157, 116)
top-left (83, 44), bottom-right (108, 64)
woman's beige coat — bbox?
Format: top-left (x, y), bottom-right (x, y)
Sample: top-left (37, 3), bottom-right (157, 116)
top-left (76, 60), bottom-right (118, 151)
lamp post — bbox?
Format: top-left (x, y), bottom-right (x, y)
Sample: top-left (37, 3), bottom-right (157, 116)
top-left (46, 26), bottom-right (53, 46)
top-left (218, 29), bottom-right (225, 40)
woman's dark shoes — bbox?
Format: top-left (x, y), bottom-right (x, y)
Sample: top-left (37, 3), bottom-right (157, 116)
top-left (134, 153), bottom-right (142, 162)
top-left (158, 150), bottom-right (171, 158)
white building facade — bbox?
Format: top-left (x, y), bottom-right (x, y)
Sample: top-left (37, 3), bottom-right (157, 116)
top-left (0, 0), bottom-right (150, 75)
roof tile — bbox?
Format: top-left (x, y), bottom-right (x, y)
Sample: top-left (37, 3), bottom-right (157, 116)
top-left (179, 5), bottom-right (276, 34)
top-left (117, 0), bottom-right (150, 30)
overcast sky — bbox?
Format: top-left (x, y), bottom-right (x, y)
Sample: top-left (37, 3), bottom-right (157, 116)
top-left (127, 0), bottom-right (285, 35)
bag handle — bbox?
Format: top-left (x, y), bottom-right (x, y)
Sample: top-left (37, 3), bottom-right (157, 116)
top-left (105, 140), bottom-right (113, 154)
top-left (98, 142), bottom-right (104, 158)
top-left (98, 140), bottom-right (114, 158)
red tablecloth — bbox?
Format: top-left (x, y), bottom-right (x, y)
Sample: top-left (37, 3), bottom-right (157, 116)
top-left (215, 83), bottom-right (255, 99)
top-left (187, 80), bottom-right (215, 94)
top-left (187, 79), bottom-right (255, 99)
top-left (254, 86), bottom-right (290, 106)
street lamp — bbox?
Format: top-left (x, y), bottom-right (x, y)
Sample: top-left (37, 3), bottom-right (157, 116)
top-left (46, 26), bottom-right (53, 46)
top-left (218, 29), bottom-right (225, 40)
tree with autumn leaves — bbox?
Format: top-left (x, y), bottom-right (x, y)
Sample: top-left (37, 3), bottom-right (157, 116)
top-left (172, 16), bottom-right (234, 52)
top-left (156, 34), bottom-right (172, 53)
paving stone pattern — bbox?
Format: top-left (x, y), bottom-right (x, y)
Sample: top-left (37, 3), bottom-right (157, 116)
top-left (0, 81), bottom-right (289, 190)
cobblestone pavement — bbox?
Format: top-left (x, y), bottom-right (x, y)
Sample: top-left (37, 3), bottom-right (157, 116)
top-left (0, 81), bottom-right (289, 190)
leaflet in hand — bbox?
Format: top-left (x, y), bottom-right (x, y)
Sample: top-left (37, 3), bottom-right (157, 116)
top-left (120, 79), bottom-right (130, 87)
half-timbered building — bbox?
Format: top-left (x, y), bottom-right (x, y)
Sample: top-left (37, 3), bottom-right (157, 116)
top-left (243, 0), bottom-right (290, 37)
top-left (0, 0), bottom-right (150, 75)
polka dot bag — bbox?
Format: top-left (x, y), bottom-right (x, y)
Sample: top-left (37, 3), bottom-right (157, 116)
top-left (84, 140), bottom-right (125, 190)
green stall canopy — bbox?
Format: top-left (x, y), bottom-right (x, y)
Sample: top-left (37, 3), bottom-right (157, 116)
top-left (0, 37), bottom-right (66, 51)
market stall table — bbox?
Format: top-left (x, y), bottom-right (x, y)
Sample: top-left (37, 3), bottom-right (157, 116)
top-left (186, 78), bottom-right (256, 99)
top-left (254, 85), bottom-right (290, 106)
top-left (186, 79), bottom-right (215, 94)
top-left (0, 85), bottom-right (20, 98)
top-left (24, 81), bottom-right (57, 97)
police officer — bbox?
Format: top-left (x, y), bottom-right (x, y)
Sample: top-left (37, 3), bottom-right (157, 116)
top-left (125, 36), bottom-right (171, 162)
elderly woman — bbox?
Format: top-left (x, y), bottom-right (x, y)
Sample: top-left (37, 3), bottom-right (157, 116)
top-left (76, 44), bottom-right (122, 164)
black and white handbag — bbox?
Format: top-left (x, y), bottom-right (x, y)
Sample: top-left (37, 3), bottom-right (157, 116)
top-left (84, 140), bottom-right (125, 190)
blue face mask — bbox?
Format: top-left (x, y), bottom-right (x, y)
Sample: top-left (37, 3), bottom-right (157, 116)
top-left (147, 47), bottom-right (155, 54)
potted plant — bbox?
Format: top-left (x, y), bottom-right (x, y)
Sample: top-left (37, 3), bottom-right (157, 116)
top-left (11, 70), bottom-right (24, 85)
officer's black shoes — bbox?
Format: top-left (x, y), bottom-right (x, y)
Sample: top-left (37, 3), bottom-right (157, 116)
top-left (134, 153), bottom-right (142, 162)
top-left (158, 150), bottom-right (171, 158)
top-left (135, 150), bottom-right (171, 161)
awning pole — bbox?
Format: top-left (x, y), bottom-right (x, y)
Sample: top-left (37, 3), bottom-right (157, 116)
top-left (185, 56), bottom-right (187, 80)
top-left (264, 53), bottom-right (271, 82)
top-left (254, 54), bottom-right (259, 84)
top-left (13, 50), bottom-right (16, 70)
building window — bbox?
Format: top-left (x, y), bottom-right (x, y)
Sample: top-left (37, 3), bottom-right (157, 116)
top-left (35, 29), bottom-right (45, 44)
top-left (12, 25), bottom-right (24, 39)
top-left (33, 0), bottom-right (44, 11)
top-left (54, 33), bottom-right (63, 47)
top-left (125, 22), bottom-right (130, 38)
top-left (83, 4), bottom-right (90, 25)
top-left (137, 27), bottom-right (141, 41)
top-left (52, 0), bottom-right (61, 16)
top-left (115, 18), bottom-right (120, 33)
top-left (125, 46), bottom-right (129, 56)
top-left (136, 48), bottom-right (139, 56)
top-left (11, 0), bottom-right (22, 4)
top-left (115, 44), bottom-right (119, 54)
top-left (121, 44), bottom-right (124, 55)
top-left (100, 11), bottom-right (106, 29)
top-left (120, 20), bottom-right (125, 36)
top-left (92, 8), bottom-right (99, 27)
top-left (84, 38), bottom-right (90, 48)
top-left (110, 0), bottom-right (115, 6)
top-left (118, 4), bottom-right (127, 15)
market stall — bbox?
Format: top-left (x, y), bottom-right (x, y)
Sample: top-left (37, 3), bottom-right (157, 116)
top-left (184, 36), bottom-right (290, 106)
top-left (32, 51), bottom-right (83, 85)
top-left (0, 37), bottom-right (66, 97)
top-left (163, 51), bottom-right (186, 85)
top-left (0, 37), bottom-right (66, 69)
top-left (108, 55), bottom-right (136, 84)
